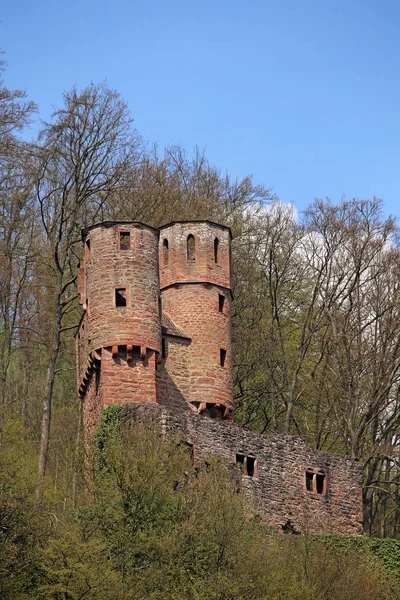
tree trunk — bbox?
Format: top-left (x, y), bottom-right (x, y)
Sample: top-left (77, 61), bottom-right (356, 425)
top-left (37, 279), bottom-right (63, 497)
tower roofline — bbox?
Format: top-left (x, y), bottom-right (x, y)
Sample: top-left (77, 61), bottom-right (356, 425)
top-left (160, 220), bottom-right (232, 239)
top-left (81, 220), bottom-right (159, 241)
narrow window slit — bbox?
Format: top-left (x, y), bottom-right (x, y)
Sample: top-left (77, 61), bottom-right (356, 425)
top-left (187, 235), bottom-right (195, 262)
top-left (219, 294), bottom-right (225, 312)
top-left (246, 456), bottom-right (256, 477)
top-left (220, 348), bottom-right (227, 367)
top-left (306, 470), bottom-right (314, 492)
top-left (163, 239), bottom-right (169, 266)
top-left (316, 473), bottom-right (325, 494)
top-left (214, 237), bottom-right (219, 263)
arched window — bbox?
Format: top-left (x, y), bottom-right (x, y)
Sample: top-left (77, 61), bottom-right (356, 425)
top-left (187, 234), bottom-right (195, 262)
top-left (214, 237), bottom-right (219, 263)
top-left (162, 239), bottom-right (169, 266)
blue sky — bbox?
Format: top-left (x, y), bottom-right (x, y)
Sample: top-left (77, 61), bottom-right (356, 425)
top-left (2, 0), bottom-right (400, 216)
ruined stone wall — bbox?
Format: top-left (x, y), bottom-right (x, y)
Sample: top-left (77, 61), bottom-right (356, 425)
top-left (121, 404), bottom-right (364, 536)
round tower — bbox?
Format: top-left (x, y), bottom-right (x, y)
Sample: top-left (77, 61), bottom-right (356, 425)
top-left (83, 222), bottom-right (161, 354)
top-left (77, 222), bottom-right (161, 422)
top-left (159, 221), bottom-right (233, 419)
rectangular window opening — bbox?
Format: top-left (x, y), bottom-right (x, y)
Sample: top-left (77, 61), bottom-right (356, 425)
top-left (220, 348), bottom-right (227, 367)
top-left (162, 337), bottom-right (167, 359)
top-left (236, 454), bottom-right (257, 477)
top-left (219, 294), bottom-right (225, 312)
top-left (316, 473), bottom-right (325, 494)
top-left (119, 231), bottom-right (130, 250)
top-left (236, 453), bottom-right (245, 467)
top-left (115, 288), bottom-right (127, 307)
top-left (246, 456), bottom-right (256, 477)
top-left (306, 470), bottom-right (314, 492)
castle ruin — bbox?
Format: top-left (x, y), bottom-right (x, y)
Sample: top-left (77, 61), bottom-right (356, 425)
top-left (76, 220), bottom-right (363, 536)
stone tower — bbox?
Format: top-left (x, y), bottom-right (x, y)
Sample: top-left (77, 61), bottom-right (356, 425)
top-left (76, 221), bottom-right (161, 440)
top-left (158, 221), bottom-right (234, 419)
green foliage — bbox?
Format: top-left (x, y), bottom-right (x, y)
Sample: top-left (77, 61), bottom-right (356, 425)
top-left (93, 404), bottom-right (123, 470)
top-left (319, 534), bottom-right (400, 581)
top-left (0, 420), bottom-right (45, 599)
top-left (39, 521), bottom-right (118, 600)
top-left (1, 418), bottom-right (399, 599)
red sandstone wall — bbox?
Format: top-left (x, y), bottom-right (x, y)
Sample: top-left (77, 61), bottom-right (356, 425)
top-left (156, 336), bottom-right (192, 411)
top-left (159, 221), bottom-right (231, 290)
top-left (82, 369), bottom-right (102, 448)
top-left (159, 221), bottom-right (233, 413)
top-left (161, 285), bottom-right (233, 410)
top-left (121, 404), bottom-right (363, 536)
top-left (101, 347), bottom-right (157, 407)
top-left (83, 222), bottom-right (161, 354)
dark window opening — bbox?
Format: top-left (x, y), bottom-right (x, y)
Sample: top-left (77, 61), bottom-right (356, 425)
top-left (163, 239), bottom-right (169, 266)
top-left (119, 231), bottom-right (130, 250)
top-left (236, 453), bottom-right (245, 466)
top-left (220, 348), bottom-right (227, 367)
top-left (306, 470), bottom-right (314, 492)
top-left (305, 469), bottom-right (326, 494)
top-left (187, 234), bottom-right (195, 262)
top-left (316, 473), bottom-right (325, 494)
top-left (214, 237), bottom-right (219, 263)
top-left (162, 337), bottom-right (167, 359)
top-left (115, 288), bottom-right (127, 307)
top-left (219, 293), bottom-right (225, 312)
top-left (236, 453), bottom-right (257, 477)
top-left (246, 456), bottom-right (256, 477)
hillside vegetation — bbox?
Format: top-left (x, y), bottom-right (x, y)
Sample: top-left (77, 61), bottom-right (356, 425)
top-left (1, 413), bottom-right (399, 599)
top-left (2, 62), bottom-right (400, 596)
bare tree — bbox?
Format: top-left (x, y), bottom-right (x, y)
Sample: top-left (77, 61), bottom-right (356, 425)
top-left (35, 83), bottom-right (141, 490)
top-left (0, 59), bottom-right (37, 436)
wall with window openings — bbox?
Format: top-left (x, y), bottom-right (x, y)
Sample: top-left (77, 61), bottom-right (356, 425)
top-left (120, 402), bottom-right (364, 536)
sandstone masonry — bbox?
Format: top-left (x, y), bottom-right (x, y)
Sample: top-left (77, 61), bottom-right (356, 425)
top-left (76, 220), bottom-right (363, 536)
